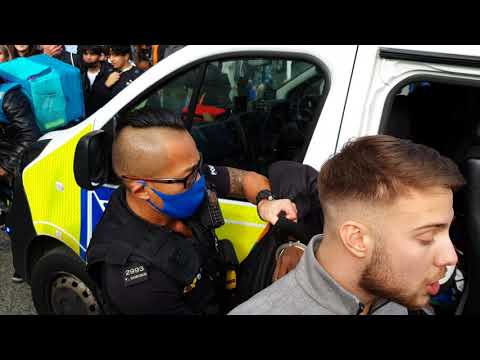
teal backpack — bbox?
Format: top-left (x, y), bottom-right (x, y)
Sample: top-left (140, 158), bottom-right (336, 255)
top-left (0, 54), bottom-right (85, 133)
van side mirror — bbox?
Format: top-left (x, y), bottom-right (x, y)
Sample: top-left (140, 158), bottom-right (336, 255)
top-left (74, 130), bottom-right (111, 190)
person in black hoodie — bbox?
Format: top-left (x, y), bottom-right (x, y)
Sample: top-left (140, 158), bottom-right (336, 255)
top-left (78, 45), bottom-right (114, 117)
top-left (0, 79), bottom-right (41, 279)
top-left (104, 45), bottom-right (144, 99)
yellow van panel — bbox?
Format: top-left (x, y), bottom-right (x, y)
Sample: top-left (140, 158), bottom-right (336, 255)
top-left (23, 124), bottom-right (93, 255)
top-left (216, 200), bottom-right (267, 263)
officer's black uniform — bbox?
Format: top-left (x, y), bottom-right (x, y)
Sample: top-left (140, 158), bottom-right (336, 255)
top-left (86, 164), bottom-right (234, 315)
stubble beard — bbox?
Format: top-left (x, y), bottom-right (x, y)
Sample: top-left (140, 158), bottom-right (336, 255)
top-left (359, 238), bottom-right (428, 310)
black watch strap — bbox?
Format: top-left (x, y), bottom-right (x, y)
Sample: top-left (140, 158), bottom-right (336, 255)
top-left (256, 189), bottom-right (274, 205)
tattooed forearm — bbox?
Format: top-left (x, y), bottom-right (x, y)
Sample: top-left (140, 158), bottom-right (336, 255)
top-left (227, 167), bottom-right (246, 198)
top-left (226, 167), bottom-right (271, 203)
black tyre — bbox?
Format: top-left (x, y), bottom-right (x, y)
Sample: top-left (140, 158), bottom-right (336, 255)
top-left (31, 246), bottom-right (101, 315)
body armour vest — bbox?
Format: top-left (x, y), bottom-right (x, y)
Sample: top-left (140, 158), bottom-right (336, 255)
top-left (86, 186), bottom-right (227, 315)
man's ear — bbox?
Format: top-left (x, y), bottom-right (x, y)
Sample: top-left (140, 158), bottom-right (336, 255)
top-left (127, 180), bottom-right (150, 200)
top-left (338, 221), bottom-right (371, 259)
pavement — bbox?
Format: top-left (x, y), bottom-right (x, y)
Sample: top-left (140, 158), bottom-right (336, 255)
top-left (0, 231), bottom-right (37, 315)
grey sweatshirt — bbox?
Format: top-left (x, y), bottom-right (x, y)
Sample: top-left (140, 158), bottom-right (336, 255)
top-left (229, 234), bottom-right (408, 315)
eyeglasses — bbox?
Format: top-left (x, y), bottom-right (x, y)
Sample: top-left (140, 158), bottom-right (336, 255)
top-left (122, 154), bottom-right (203, 189)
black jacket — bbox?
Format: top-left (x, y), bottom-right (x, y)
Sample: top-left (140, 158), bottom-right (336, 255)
top-left (269, 160), bottom-right (323, 239)
top-left (0, 89), bottom-right (41, 176)
top-left (108, 66), bottom-right (144, 99)
top-left (81, 62), bottom-right (114, 117)
top-left (236, 160), bottom-right (323, 302)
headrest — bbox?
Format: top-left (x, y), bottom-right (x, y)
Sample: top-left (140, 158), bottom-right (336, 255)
top-left (473, 121), bottom-right (480, 145)
top-left (383, 95), bottom-right (412, 139)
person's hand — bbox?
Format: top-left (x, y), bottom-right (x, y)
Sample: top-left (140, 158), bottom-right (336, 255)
top-left (105, 72), bottom-right (121, 88)
top-left (272, 244), bottom-right (305, 281)
top-left (42, 45), bottom-right (63, 57)
top-left (257, 198), bottom-right (297, 225)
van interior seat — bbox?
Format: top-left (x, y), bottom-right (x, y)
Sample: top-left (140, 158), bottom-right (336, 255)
top-left (447, 87), bottom-right (480, 165)
top-left (408, 83), bottom-right (478, 162)
top-left (408, 83), bottom-right (448, 151)
top-left (191, 113), bottom-right (250, 169)
top-left (384, 94), bottom-right (413, 140)
top-left (457, 123), bottom-right (480, 315)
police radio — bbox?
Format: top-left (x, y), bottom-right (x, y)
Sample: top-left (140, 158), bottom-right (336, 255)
top-left (200, 187), bottom-right (225, 230)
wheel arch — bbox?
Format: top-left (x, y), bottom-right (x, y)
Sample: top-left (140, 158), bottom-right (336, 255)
top-left (25, 235), bottom-right (81, 283)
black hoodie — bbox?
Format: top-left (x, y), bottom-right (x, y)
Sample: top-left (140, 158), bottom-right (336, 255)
top-left (81, 61), bottom-right (114, 117)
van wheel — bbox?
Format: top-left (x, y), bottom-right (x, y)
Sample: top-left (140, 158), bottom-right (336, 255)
top-left (31, 246), bottom-right (101, 315)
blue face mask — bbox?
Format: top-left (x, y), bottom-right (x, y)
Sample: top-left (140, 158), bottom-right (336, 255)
top-left (142, 175), bottom-right (206, 219)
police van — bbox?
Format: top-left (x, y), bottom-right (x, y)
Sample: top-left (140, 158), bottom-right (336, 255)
top-left (9, 45), bottom-right (480, 315)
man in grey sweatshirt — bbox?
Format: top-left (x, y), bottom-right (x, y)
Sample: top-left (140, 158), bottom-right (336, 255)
top-left (230, 135), bottom-right (464, 315)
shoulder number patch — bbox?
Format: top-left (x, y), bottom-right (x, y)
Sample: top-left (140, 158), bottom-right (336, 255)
top-left (208, 165), bottom-right (217, 176)
top-left (123, 263), bottom-right (149, 287)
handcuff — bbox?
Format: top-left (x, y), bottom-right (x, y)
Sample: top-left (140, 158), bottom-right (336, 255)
top-left (275, 241), bottom-right (307, 262)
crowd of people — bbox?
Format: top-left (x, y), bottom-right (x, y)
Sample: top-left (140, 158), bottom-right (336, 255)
top-left (0, 44), bottom-right (184, 273)
top-left (0, 45), bottom-right (185, 117)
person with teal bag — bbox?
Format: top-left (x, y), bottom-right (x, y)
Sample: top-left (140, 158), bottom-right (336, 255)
top-left (0, 52), bottom-right (41, 280)
top-left (0, 54), bottom-right (85, 132)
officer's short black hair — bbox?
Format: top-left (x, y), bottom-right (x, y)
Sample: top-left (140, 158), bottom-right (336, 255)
top-left (113, 108), bottom-right (188, 178)
top-left (116, 108), bottom-right (186, 135)
top-left (109, 45), bottom-right (132, 56)
top-left (79, 45), bottom-right (103, 55)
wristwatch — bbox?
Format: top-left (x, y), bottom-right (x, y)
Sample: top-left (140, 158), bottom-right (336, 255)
top-left (256, 189), bottom-right (275, 222)
top-left (256, 189), bottom-right (275, 205)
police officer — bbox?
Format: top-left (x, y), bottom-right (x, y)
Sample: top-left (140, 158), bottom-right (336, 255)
top-left (86, 108), bottom-right (297, 314)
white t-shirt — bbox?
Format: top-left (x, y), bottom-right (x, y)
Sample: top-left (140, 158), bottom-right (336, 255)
top-left (87, 69), bottom-right (100, 87)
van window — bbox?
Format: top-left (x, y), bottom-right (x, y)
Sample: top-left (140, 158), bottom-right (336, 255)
top-left (117, 56), bottom-right (327, 176)
top-left (191, 57), bottom-right (327, 174)
top-left (133, 67), bottom-right (198, 119)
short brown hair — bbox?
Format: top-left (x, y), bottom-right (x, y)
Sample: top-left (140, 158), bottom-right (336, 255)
top-left (317, 135), bottom-right (465, 208)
